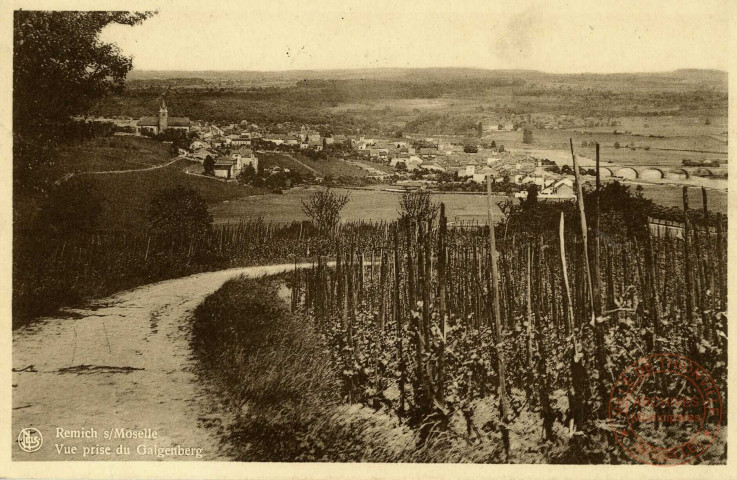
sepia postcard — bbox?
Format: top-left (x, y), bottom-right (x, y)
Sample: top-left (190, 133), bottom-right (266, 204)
top-left (1, 0), bottom-right (735, 478)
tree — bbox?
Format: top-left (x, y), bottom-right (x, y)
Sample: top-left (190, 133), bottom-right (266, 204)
top-left (498, 144), bottom-right (505, 153)
top-left (203, 156), bottom-right (215, 175)
top-left (395, 162), bottom-right (407, 172)
top-left (463, 144), bottom-right (478, 153)
top-left (301, 188), bottom-right (350, 235)
top-left (14, 11), bottom-right (155, 191)
top-left (521, 183), bottom-right (539, 207)
top-left (398, 189), bottom-right (439, 225)
top-left (614, 141), bottom-right (621, 149)
top-left (237, 164), bottom-right (257, 184)
top-left (148, 185), bottom-right (212, 239)
top-left (522, 128), bottom-right (534, 144)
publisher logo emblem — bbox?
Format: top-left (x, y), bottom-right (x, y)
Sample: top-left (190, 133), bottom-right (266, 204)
top-left (18, 428), bottom-right (43, 453)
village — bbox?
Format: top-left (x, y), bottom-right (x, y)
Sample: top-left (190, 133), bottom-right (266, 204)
top-left (91, 100), bottom-right (582, 200)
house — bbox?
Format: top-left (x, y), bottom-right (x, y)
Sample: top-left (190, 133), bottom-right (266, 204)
top-left (439, 143), bottom-right (463, 155)
top-left (472, 173), bottom-right (488, 184)
top-left (541, 178), bottom-right (575, 198)
top-left (285, 135), bottom-right (301, 146)
top-left (486, 157), bottom-right (500, 165)
top-left (136, 100), bottom-right (190, 135)
top-left (192, 148), bottom-right (216, 162)
top-left (369, 148), bottom-right (389, 160)
top-left (521, 173), bottom-right (555, 189)
top-left (231, 135), bottom-right (252, 147)
top-left (263, 134), bottom-right (287, 145)
top-left (419, 147), bottom-right (439, 157)
top-left (308, 139), bottom-right (323, 151)
top-left (210, 137), bottom-right (227, 149)
top-left (389, 157), bottom-right (405, 168)
top-left (299, 126), bottom-right (321, 142)
top-left (390, 155), bottom-right (423, 171)
top-left (189, 140), bottom-right (207, 150)
top-left (353, 137), bottom-right (377, 150)
top-left (230, 147), bottom-right (258, 172)
top-left (213, 157), bottom-right (237, 179)
top-left (460, 165), bottom-right (476, 177)
top-left (471, 167), bottom-right (496, 184)
top-left (421, 163), bottom-right (446, 172)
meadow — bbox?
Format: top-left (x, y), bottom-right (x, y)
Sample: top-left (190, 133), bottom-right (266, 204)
top-left (210, 183), bottom-right (727, 226)
top-left (258, 152), bottom-right (371, 178)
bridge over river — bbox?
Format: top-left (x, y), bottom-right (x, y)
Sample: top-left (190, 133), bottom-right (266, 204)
top-left (595, 165), bottom-right (727, 181)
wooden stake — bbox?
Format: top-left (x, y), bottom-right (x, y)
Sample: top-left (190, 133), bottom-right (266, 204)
top-left (487, 176), bottom-right (510, 459)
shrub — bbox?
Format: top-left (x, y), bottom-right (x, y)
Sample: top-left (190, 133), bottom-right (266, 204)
top-left (397, 189), bottom-right (439, 225)
top-left (147, 185), bottom-right (212, 239)
top-left (301, 188), bottom-right (350, 235)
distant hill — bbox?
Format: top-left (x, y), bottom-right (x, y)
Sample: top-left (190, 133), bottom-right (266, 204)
top-left (90, 67), bottom-right (727, 138)
top-left (127, 68), bottom-right (727, 90)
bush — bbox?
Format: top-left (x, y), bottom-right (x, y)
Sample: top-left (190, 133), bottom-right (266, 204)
top-left (203, 156), bottom-right (215, 175)
top-left (147, 185), bottom-right (212, 239)
top-left (301, 188), bottom-right (350, 235)
top-left (398, 190), bottom-right (439, 225)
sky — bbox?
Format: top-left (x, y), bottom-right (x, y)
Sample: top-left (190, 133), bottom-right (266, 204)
top-left (98, 0), bottom-right (731, 73)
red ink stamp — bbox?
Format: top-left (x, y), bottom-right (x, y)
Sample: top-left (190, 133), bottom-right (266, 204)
top-left (609, 353), bottom-right (722, 465)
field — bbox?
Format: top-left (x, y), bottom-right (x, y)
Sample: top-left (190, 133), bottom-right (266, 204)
top-left (210, 182), bottom-right (727, 226)
top-left (258, 152), bottom-right (371, 178)
top-left (211, 187), bottom-right (509, 225)
top-left (16, 135), bottom-right (267, 233)
top-left (67, 160), bottom-right (263, 230)
top-left (52, 135), bottom-right (175, 175)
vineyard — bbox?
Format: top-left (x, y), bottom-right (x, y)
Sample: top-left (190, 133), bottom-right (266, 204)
top-left (283, 183), bottom-right (727, 463)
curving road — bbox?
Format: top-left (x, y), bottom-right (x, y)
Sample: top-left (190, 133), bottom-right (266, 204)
top-left (12, 263), bottom-right (313, 461)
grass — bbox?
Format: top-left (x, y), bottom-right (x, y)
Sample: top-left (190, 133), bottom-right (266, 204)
top-left (486, 124), bottom-right (728, 168)
top-left (53, 135), bottom-right (174, 175)
top-left (16, 136), bottom-right (267, 232)
top-left (191, 276), bottom-right (340, 461)
top-left (29, 160), bottom-right (264, 232)
top-left (258, 151), bottom-right (371, 178)
top-left (211, 187), bottom-right (510, 225)
top-left (191, 275), bottom-right (510, 462)
top-left (209, 183), bottom-right (727, 226)
top-left (75, 160), bottom-right (263, 230)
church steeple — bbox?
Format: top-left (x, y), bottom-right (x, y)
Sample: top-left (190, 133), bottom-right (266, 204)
top-left (158, 99), bottom-right (168, 132)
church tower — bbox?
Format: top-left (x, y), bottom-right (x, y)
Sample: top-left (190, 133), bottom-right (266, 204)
top-left (158, 99), bottom-right (168, 133)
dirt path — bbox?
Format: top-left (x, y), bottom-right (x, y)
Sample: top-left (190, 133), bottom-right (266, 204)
top-left (12, 263), bottom-right (312, 461)
top-left (281, 153), bottom-right (322, 176)
top-left (56, 156), bottom-right (186, 184)
top-left (77, 156), bottom-right (185, 175)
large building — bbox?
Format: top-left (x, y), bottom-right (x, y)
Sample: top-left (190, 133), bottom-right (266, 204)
top-left (213, 148), bottom-right (258, 180)
top-left (136, 100), bottom-right (191, 135)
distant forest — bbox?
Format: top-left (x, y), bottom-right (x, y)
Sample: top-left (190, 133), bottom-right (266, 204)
top-left (91, 69), bottom-right (728, 136)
